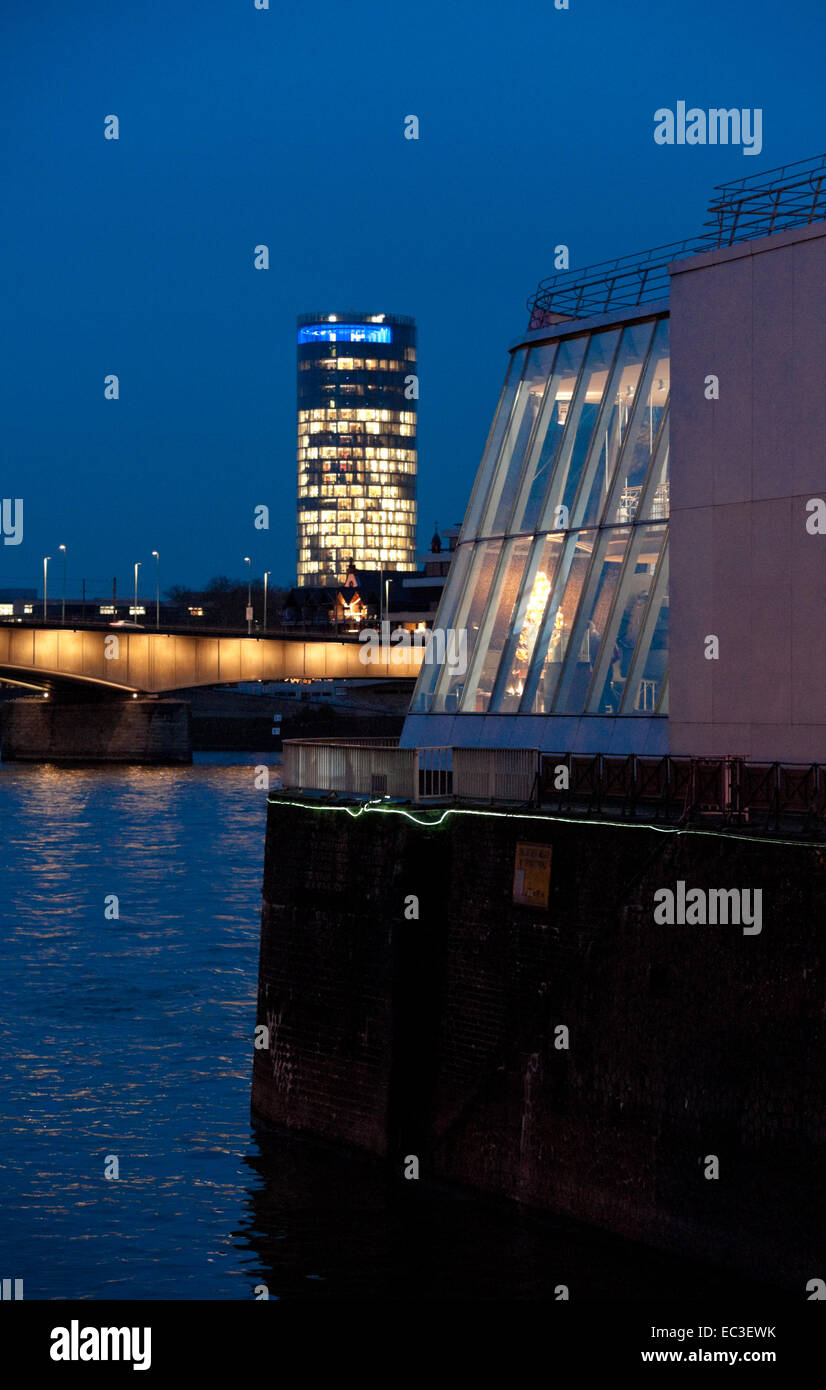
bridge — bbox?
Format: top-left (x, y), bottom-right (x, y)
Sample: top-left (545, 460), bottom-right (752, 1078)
top-left (0, 624), bottom-right (422, 696)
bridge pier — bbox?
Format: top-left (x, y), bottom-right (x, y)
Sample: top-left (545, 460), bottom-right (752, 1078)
top-left (0, 697), bottom-right (191, 764)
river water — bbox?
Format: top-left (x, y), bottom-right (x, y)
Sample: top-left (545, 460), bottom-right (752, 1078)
top-left (0, 754), bottom-right (769, 1301)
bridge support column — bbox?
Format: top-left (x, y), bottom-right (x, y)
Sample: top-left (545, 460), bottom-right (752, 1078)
top-left (0, 698), bottom-right (192, 764)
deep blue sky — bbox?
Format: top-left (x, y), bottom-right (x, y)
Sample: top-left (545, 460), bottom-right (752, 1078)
top-left (2, 0), bottom-right (824, 596)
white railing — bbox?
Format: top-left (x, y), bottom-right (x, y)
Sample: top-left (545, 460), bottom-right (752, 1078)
top-left (283, 738), bottom-right (417, 799)
top-left (453, 747), bottom-right (539, 803)
top-left (282, 739), bottom-right (539, 804)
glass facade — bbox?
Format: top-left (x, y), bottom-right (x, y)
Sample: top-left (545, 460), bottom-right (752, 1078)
top-left (296, 311), bottom-right (418, 586)
top-left (411, 312), bottom-right (670, 720)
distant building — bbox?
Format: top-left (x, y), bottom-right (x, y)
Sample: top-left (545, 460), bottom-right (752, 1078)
top-left (0, 588), bottom-right (36, 619)
top-left (296, 311), bottom-right (418, 587)
top-left (0, 592), bottom-right (211, 627)
top-left (386, 523), bottom-right (460, 626)
top-left (284, 524), bottom-right (460, 635)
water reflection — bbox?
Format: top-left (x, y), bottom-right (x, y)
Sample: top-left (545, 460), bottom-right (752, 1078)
top-left (235, 1128), bottom-right (788, 1301)
top-left (0, 753), bottom-right (782, 1300)
top-left (0, 754), bottom-right (273, 1299)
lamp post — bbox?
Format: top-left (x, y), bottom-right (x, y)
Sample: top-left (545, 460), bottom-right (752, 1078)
top-left (43, 556), bottom-right (50, 621)
top-left (134, 561), bottom-right (142, 622)
top-left (152, 551), bottom-right (160, 629)
top-left (244, 556), bottom-right (252, 634)
top-left (263, 571), bottom-right (270, 633)
top-left (59, 544), bottom-right (66, 624)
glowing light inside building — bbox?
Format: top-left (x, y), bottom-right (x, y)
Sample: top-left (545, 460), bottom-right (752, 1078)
top-left (508, 572), bottom-right (554, 697)
top-left (411, 314), bottom-right (670, 720)
top-left (298, 324), bottom-right (393, 344)
top-left (516, 572), bottom-right (551, 663)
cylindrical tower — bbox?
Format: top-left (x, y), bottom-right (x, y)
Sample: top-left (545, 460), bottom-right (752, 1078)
top-left (296, 311), bottom-right (418, 586)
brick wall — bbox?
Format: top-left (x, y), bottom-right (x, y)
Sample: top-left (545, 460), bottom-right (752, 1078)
top-left (252, 797), bottom-right (826, 1286)
top-left (0, 698), bottom-right (191, 763)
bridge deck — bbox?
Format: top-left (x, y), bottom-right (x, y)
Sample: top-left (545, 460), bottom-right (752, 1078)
top-left (0, 625), bottom-right (422, 694)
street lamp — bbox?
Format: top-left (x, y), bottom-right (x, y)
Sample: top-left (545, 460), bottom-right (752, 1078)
top-left (59, 544), bottom-right (66, 625)
top-left (244, 556), bottom-right (252, 634)
top-left (43, 556), bottom-right (50, 621)
top-left (263, 571), bottom-right (271, 633)
top-left (151, 551), bottom-right (160, 629)
top-left (134, 561), bottom-right (142, 622)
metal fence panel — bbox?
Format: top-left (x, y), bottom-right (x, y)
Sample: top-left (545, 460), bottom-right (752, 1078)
top-left (453, 747), bottom-right (539, 803)
top-left (283, 739), bottom-right (416, 800)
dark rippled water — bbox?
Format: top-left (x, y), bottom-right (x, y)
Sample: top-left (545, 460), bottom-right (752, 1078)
top-left (0, 753), bottom-right (770, 1301)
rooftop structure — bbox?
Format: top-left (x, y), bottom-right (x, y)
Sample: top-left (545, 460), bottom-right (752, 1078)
top-left (528, 153), bottom-right (826, 324)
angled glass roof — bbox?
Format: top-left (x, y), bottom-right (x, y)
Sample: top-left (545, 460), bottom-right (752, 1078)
top-left (411, 314), bottom-right (670, 720)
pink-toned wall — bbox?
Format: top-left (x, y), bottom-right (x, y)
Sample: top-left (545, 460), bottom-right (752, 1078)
top-left (668, 220), bottom-right (826, 761)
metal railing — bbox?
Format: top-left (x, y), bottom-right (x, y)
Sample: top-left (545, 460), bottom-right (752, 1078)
top-left (281, 740), bottom-right (826, 835)
top-left (540, 753), bottom-right (826, 834)
top-left (528, 152), bottom-right (826, 325)
top-left (528, 235), bottom-right (713, 324)
top-left (704, 152), bottom-right (826, 246)
top-left (418, 746), bottom-right (453, 800)
top-left (282, 740), bottom-right (538, 805)
top-left (283, 738), bottom-right (416, 799)
top-left (453, 747), bottom-right (538, 803)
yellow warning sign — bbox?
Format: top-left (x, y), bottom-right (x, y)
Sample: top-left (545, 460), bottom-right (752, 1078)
top-left (513, 842), bottom-right (552, 908)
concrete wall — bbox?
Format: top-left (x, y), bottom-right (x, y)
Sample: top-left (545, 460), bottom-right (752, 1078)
top-left (253, 798), bottom-right (826, 1287)
top-left (669, 220), bottom-right (826, 761)
top-left (0, 698), bottom-right (191, 763)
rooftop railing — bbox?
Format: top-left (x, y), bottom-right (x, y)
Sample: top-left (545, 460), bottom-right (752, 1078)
top-left (705, 152), bottom-right (826, 245)
top-left (528, 152), bottom-right (826, 326)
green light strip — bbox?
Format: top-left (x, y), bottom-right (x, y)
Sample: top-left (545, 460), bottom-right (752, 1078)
top-left (266, 795), bottom-right (822, 850)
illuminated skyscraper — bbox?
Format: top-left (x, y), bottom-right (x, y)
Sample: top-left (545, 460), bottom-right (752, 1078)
top-left (296, 311), bottom-right (418, 586)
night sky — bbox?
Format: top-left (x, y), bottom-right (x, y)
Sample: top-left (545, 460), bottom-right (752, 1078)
top-left (2, 0), bottom-right (823, 597)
